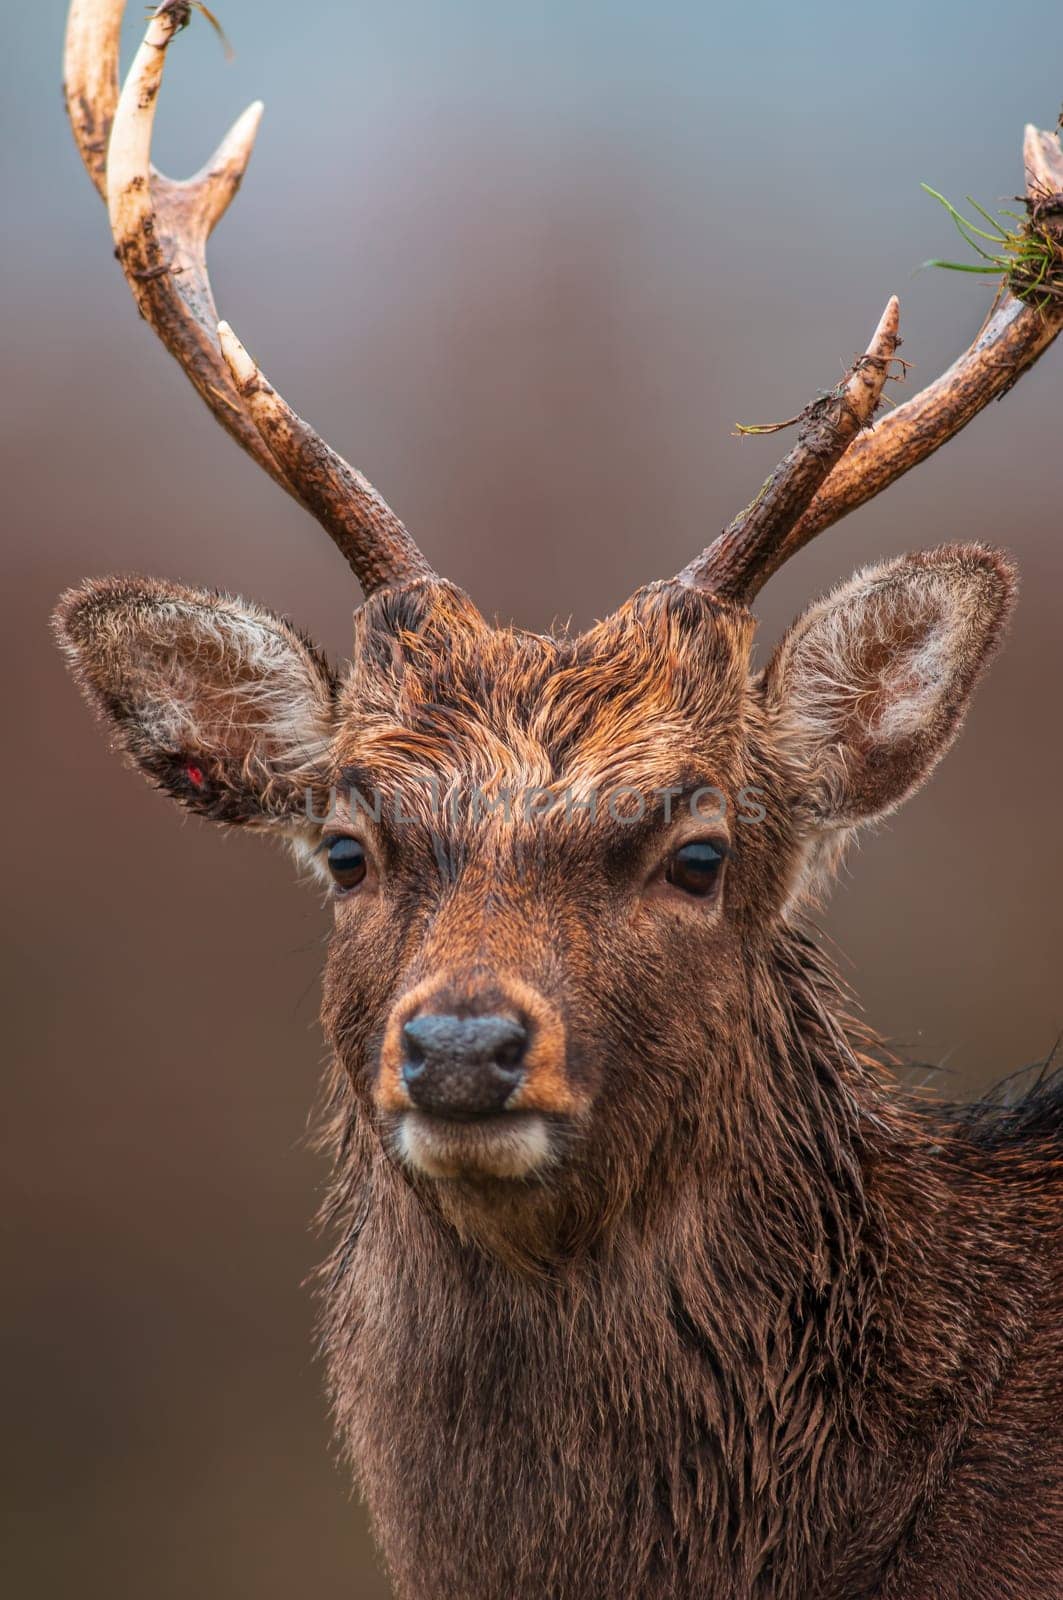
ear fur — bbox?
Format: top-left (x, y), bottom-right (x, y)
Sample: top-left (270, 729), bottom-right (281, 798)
top-left (53, 576), bottom-right (336, 827)
top-left (762, 544), bottom-right (1016, 831)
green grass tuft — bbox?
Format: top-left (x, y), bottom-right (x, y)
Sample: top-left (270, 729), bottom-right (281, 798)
top-left (920, 183), bottom-right (1062, 311)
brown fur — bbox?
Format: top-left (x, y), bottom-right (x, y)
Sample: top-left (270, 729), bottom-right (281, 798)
top-left (53, 547), bottom-right (1063, 1599)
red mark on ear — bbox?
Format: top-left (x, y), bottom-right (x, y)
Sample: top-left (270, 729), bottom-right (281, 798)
top-left (186, 763), bottom-right (205, 789)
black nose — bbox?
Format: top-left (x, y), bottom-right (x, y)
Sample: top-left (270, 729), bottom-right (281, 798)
top-left (401, 1014), bottom-right (528, 1118)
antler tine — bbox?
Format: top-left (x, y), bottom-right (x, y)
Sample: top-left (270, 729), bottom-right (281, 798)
top-left (219, 323), bottom-right (435, 593)
top-left (64, 0), bottom-right (122, 198)
top-left (702, 122), bottom-right (1063, 597)
top-left (770, 122), bottom-right (1063, 569)
top-left (1022, 120), bottom-right (1063, 209)
top-left (64, 0), bottom-right (435, 595)
top-left (680, 298), bottom-right (901, 602)
top-left (76, 1), bottom-right (289, 496)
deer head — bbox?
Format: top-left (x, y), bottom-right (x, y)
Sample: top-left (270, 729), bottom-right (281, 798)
top-left (56, 3), bottom-right (1062, 1252)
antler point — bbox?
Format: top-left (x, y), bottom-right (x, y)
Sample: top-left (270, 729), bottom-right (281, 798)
top-left (871, 296), bottom-right (901, 351)
top-left (217, 320), bottom-right (256, 389)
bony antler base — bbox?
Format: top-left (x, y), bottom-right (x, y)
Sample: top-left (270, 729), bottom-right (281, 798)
top-left (56, 5), bottom-right (1063, 1599)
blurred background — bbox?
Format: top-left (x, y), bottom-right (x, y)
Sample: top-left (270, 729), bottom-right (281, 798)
top-left (3, 1), bottom-right (1061, 1594)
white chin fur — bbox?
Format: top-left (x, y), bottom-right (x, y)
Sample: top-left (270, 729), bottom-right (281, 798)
top-left (396, 1112), bottom-right (553, 1180)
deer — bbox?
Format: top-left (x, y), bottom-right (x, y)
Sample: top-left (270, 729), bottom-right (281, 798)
top-left (56, 3), bottom-right (1063, 1597)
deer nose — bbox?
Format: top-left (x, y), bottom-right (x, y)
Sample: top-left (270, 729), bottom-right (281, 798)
top-left (400, 1014), bottom-right (528, 1118)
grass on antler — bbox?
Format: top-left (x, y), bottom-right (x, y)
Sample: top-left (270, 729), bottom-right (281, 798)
top-left (920, 183), bottom-right (1063, 311)
top-left (147, 1), bottom-right (234, 59)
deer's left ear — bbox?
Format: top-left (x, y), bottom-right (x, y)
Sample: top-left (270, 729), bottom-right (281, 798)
top-left (761, 545), bottom-right (1016, 828)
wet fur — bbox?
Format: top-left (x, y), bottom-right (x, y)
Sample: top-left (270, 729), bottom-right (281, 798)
top-left (54, 550), bottom-right (1063, 1598)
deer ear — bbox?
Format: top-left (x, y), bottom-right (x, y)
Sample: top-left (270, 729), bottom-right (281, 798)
top-left (53, 577), bottom-right (336, 826)
top-left (762, 545), bottom-right (1016, 828)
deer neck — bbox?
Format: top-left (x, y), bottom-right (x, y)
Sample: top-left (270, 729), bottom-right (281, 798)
top-left (318, 934), bottom-right (1037, 1596)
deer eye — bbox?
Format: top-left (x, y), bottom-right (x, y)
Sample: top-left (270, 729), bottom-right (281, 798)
top-left (666, 840), bottom-right (727, 898)
top-left (325, 836), bottom-right (368, 892)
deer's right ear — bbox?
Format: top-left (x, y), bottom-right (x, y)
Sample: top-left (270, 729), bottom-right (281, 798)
top-left (53, 577), bottom-right (336, 827)
top-left (760, 545), bottom-right (1016, 831)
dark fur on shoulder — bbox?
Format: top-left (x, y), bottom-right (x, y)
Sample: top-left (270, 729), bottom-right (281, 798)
top-left (56, 553), bottom-right (1062, 1600)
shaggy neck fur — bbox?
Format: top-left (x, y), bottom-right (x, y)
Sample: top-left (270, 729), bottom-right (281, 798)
top-left (317, 932), bottom-right (1049, 1600)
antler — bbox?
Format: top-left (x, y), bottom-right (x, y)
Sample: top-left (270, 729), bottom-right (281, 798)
top-left (680, 297), bottom-right (902, 599)
top-left (65, 3), bottom-right (1061, 608)
top-left (63, 0), bottom-right (434, 595)
top-left (685, 123), bottom-right (1063, 604)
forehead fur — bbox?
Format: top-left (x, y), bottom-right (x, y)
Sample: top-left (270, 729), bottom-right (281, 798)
top-left (332, 580), bottom-right (756, 797)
